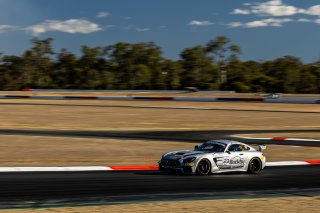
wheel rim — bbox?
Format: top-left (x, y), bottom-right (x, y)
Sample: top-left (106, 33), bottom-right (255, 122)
top-left (250, 159), bottom-right (261, 172)
top-left (197, 160), bottom-right (210, 175)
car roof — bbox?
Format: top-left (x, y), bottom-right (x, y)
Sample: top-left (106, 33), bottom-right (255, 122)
top-left (205, 139), bottom-right (243, 145)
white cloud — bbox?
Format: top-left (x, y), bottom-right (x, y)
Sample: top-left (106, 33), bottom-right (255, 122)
top-left (228, 22), bottom-right (244, 28)
top-left (297, 18), bottom-right (312, 23)
top-left (0, 25), bottom-right (17, 33)
top-left (314, 19), bottom-right (320, 24)
top-left (188, 20), bottom-right (214, 26)
top-left (304, 5), bottom-right (320, 16)
top-left (229, 18), bottom-right (292, 28)
top-left (233, 0), bottom-right (302, 17)
top-left (233, 1), bottom-right (320, 17)
top-left (135, 28), bottom-right (150, 32)
top-left (251, 0), bottom-right (301, 16)
top-left (26, 19), bottom-right (102, 35)
top-left (96, 12), bottom-right (111, 18)
top-left (124, 17), bottom-right (132, 20)
top-left (232, 9), bottom-right (250, 15)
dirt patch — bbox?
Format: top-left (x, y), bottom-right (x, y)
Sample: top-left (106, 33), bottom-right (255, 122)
top-left (2, 196), bottom-right (319, 213)
top-left (0, 135), bottom-right (318, 166)
top-left (0, 101), bottom-right (319, 130)
top-left (2, 91), bottom-right (320, 98)
top-left (0, 135), bottom-right (186, 166)
top-left (1, 99), bottom-right (320, 112)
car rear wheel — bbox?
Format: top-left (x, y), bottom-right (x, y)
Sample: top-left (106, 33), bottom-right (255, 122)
top-left (247, 158), bottom-right (262, 174)
top-left (196, 159), bottom-right (211, 175)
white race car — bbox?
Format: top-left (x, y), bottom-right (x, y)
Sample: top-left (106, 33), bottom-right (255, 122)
top-left (159, 140), bottom-right (266, 175)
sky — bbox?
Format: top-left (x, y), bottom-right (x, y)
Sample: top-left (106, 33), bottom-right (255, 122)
top-left (1, 0), bottom-right (320, 62)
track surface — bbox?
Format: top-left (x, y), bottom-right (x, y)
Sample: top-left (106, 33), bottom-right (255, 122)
top-left (0, 166), bottom-right (319, 204)
top-left (0, 129), bottom-right (319, 146)
top-left (0, 129), bottom-right (319, 208)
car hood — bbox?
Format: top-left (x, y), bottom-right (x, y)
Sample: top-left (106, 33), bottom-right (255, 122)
top-left (162, 150), bottom-right (208, 160)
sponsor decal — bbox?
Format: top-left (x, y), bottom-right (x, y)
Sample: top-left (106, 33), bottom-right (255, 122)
top-left (216, 156), bottom-right (245, 169)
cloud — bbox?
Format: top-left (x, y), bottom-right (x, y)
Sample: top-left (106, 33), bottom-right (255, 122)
top-left (0, 25), bottom-right (17, 33)
top-left (96, 12), bottom-right (111, 18)
top-left (304, 5), bottom-right (320, 16)
top-left (232, 0), bottom-right (320, 16)
top-left (233, 1), bottom-right (320, 17)
top-left (251, 0), bottom-right (301, 16)
top-left (231, 9), bottom-right (250, 15)
top-left (124, 17), bottom-right (132, 20)
top-left (228, 18), bottom-right (292, 28)
top-left (297, 18), bottom-right (312, 23)
top-left (135, 28), bottom-right (150, 32)
top-left (26, 19), bottom-right (102, 35)
top-left (188, 20), bottom-right (214, 26)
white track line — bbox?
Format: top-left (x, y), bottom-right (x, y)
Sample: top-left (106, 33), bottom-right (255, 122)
top-left (0, 166), bottom-right (112, 172)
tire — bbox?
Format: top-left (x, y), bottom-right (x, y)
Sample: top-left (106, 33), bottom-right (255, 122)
top-left (158, 164), bottom-right (164, 171)
top-left (247, 158), bottom-right (262, 174)
top-left (196, 159), bottom-right (211, 175)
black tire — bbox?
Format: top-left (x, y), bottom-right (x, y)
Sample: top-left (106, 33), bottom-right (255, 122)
top-left (247, 158), bottom-right (262, 174)
top-left (158, 164), bottom-right (164, 171)
top-left (196, 159), bottom-right (211, 175)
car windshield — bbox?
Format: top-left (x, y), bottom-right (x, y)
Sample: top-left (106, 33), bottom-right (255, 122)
top-left (195, 142), bottom-right (226, 153)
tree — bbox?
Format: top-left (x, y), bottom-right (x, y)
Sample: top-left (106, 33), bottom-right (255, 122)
top-left (180, 45), bottom-right (219, 89)
top-left (162, 60), bottom-right (182, 89)
top-left (105, 42), bottom-right (166, 89)
top-left (205, 36), bottom-right (242, 84)
top-left (262, 56), bottom-right (302, 93)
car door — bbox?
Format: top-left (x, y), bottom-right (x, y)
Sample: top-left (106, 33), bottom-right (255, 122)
top-left (225, 144), bottom-right (247, 169)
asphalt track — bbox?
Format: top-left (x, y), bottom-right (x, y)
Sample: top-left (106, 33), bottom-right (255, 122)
top-left (0, 166), bottom-right (320, 209)
top-left (0, 129), bottom-right (319, 208)
top-left (0, 129), bottom-right (319, 146)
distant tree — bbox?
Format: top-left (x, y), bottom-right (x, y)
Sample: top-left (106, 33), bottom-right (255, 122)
top-left (0, 37), bottom-right (320, 93)
top-left (262, 56), bottom-right (302, 93)
top-left (105, 42), bottom-right (166, 89)
top-left (206, 36), bottom-right (241, 62)
top-left (205, 36), bottom-right (241, 84)
top-left (180, 45), bottom-right (219, 89)
top-left (162, 60), bottom-right (182, 89)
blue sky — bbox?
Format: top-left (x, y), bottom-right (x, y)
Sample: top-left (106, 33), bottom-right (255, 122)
top-left (1, 0), bottom-right (320, 62)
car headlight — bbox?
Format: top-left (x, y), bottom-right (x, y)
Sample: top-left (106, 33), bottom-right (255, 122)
top-left (183, 157), bottom-right (196, 165)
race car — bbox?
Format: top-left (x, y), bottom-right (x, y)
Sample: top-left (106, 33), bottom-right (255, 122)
top-left (159, 139), bottom-right (266, 175)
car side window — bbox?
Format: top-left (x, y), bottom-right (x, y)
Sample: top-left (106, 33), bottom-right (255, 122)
top-left (241, 145), bottom-right (250, 151)
top-left (228, 144), bottom-right (242, 152)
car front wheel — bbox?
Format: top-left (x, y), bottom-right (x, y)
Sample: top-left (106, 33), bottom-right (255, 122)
top-left (196, 159), bottom-right (211, 175)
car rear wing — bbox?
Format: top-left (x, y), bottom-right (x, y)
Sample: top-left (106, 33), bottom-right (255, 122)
top-left (258, 145), bottom-right (266, 151)
top-left (251, 144), bottom-right (266, 151)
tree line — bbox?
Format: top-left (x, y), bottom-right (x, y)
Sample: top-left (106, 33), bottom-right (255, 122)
top-left (0, 36), bottom-right (319, 93)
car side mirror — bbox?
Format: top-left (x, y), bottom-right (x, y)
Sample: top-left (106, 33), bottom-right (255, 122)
top-left (194, 145), bottom-right (198, 150)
